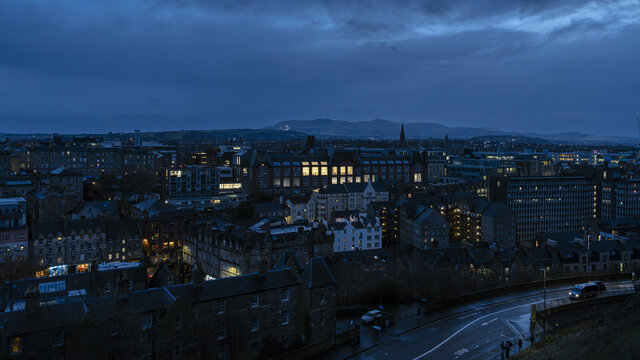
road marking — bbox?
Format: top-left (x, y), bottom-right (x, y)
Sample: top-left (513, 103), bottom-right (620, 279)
top-left (349, 281), bottom-right (636, 360)
top-left (458, 312), bottom-right (480, 320)
top-left (506, 320), bottom-right (524, 338)
top-left (454, 348), bottom-right (468, 356)
top-left (481, 318), bottom-right (498, 326)
top-left (412, 292), bottom-right (602, 360)
top-left (412, 302), bottom-right (534, 360)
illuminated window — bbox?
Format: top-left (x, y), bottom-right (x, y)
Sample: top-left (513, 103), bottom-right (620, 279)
top-left (312, 167), bottom-right (319, 176)
top-left (347, 166), bottom-right (353, 175)
top-left (332, 166), bottom-right (338, 175)
top-left (340, 166), bottom-right (346, 175)
top-left (10, 337), bottom-right (21, 354)
top-left (321, 166), bottom-right (328, 176)
top-left (219, 183), bottom-right (242, 190)
top-left (302, 167), bottom-right (310, 176)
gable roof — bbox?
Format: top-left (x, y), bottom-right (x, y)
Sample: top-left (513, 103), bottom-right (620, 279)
top-left (299, 257), bottom-right (337, 289)
top-left (272, 250), bottom-right (304, 276)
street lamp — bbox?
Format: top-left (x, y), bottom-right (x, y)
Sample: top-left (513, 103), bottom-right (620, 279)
top-left (540, 267), bottom-right (547, 340)
top-left (540, 268), bottom-right (547, 309)
top-left (587, 234), bottom-right (591, 281)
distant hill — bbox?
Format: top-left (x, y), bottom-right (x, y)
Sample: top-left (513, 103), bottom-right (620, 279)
top-left (265, 119), bottom-right (636, 144)
top-left (264, 119), bottom-right (500, 139)
top-left (138, 129), bottom-right (308, 142)
top-left (0, 129), bottom-right (309, 142)
top-left (1, 119), bottom-right (634, 145)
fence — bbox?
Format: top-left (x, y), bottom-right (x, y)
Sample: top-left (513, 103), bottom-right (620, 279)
top-left (487, 286), bottom-right (637, 359)
top-left (535, 286), bottom-right (636, 312)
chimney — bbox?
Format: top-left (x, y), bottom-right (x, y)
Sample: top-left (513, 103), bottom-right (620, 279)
top-left (24, 285), bottom-right (40, 314)
top-left (193, 264), bottom-right (205, 288)
top-left (257, 254), bottom-right (268, 278)
top-left (116, 273), bottom-right (130, 300)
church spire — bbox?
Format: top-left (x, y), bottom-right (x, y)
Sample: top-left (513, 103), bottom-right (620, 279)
top-left (399, 123), bottom-right (406, 146)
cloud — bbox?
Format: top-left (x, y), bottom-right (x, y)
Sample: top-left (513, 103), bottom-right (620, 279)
top-left (0, 0), bottom-right (638, 134)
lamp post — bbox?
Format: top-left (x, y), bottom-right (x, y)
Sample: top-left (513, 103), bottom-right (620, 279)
top-left (540, 268), bottom-right (547, 309)
top-left (587, 234), bottom-right (591, 281)
top-left (540, 267), bottom-right (547, 340)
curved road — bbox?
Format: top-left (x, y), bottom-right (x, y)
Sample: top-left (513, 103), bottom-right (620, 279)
top-left (321, 281), bottom-right (634, 360)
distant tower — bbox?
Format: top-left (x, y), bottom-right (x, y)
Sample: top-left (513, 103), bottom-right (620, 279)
top-left (399, 123), bottom-right (407, 146)
top-left (444, 133), bottom-right (449, 154)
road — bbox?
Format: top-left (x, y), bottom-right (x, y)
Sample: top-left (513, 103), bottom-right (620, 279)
top-left (319, 281), bottom-right (634, 360)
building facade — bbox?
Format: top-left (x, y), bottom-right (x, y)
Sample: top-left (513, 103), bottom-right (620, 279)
top-left (0, 261), bottom-right (337, 360)
top-left (324, 213), bottom-right (382, 253)
top-left (490, 176), bottom-right (597, 247)
top-left (0, 198), bottom-right (28, 263)
top-left (314, 181), bottom-right (389, 221)
top-left (235, 148), bottom-right (425, 195)
top-left (398, 202), bottom-right (450, 249)
top-left (31, 219), bottom-right (142, 272)
top-left (183, 221), bottom-right (333, 279)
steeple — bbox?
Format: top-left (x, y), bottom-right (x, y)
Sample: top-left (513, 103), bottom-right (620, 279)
top-left (399, 123), bottom-right (406, 146)
top-left (444, 133), bottom-right (449, 154)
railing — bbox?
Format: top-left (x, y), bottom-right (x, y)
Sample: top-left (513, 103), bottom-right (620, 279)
top-left (535, 286), bottom-right (636, 312)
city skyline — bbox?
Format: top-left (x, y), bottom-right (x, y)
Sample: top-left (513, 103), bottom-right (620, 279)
top-left (1, 0), bottom-right (639, 134)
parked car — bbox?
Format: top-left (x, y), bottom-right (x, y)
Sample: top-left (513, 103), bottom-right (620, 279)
top-left (361, 310), bottom-right (382, 324)
top-left (569, 283), bottom-right (599, 300)
top-left (589, 281), bottom-right (606, 291)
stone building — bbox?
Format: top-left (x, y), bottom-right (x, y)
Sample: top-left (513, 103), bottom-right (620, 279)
top-left (398, 201), bottom-right (449, 249)
top-left (31, 219), bottom-right (142, 272)
top-left (0, 259), bottom-right (338, 360)
top-left (183, 220), bottom-right (333, 279)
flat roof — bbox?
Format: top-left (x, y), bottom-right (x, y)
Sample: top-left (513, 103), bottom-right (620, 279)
top-left (0, 198), bottom-right (26, 205)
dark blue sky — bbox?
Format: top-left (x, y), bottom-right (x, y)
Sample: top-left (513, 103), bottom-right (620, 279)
top-left (0, 0), bottom-right (638, 135)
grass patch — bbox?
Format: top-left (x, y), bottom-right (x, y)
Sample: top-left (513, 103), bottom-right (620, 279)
top-left (516, 295), bottom-right (640, 360)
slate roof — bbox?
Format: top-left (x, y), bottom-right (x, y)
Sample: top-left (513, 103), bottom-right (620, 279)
top-left (272, 250), bottom-right (304, 275)
top-left (287, 193), bottom-right (311, 204)
top-left (169, 268), bottom-right (300, 302)
top-left (0, 264), bottom-right (147, 313)
top-left (326, 222), bottom-right (347, 231)
top-left (320, 184), bottom-right (347, 195)
top-left (72, 201), bottom-right (118, 215)
top-left (481, 202), bottom-right (510, 217)
top-left (299, 257), bottom-right (337, 289)
top-left (104, 219), bottom-right (142, 239)
top-left (254, 202), bottom-right (287, 214)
